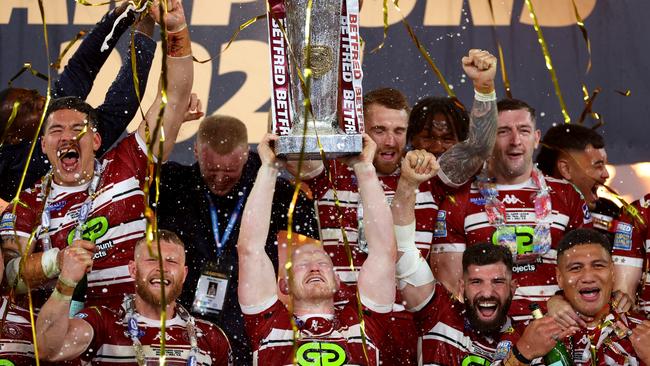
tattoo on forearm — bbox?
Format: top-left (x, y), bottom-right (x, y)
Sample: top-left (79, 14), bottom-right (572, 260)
top-left (439, 99), bottom-right (497, 186)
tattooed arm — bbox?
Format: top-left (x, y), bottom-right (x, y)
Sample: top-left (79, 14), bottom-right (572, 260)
top-left (438, 49), bottom-right (498, 187)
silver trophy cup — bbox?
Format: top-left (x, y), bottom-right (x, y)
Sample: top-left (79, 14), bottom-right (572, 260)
top-left (276, 0), bottom-right (362, 159)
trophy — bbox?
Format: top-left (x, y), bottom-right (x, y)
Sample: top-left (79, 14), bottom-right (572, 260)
top-left (267, 0), bottom-right (364, 159)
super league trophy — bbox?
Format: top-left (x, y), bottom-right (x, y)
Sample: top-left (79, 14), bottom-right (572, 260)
top-left (267, 0), bottom-right (364, 159)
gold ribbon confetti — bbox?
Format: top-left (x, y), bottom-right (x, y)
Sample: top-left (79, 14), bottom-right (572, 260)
top-left (616, 89), bottom-right (631, 97)
top-left (391, 0), bottom-right (456, 98)
top-left (578, 85), bottom-right (602, 127)
top-left (0, 101), bottom-right (21, 148)
top-left (524, 0), bottom-right (570, 123)
top-left (7, 63), bottom-right (48, 86)
top-left (488, 0), bottom-right (512, 98)
top-left (369, 0), bottom-right (389, 53)
top-left (571, 0), bottom-right (592, 74)
top-left (51, 30), bottom-right (88, 70)
top-left (193, 14), bottom-right (267, 64)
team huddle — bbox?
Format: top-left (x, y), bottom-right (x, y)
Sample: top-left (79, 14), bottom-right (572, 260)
top-left (0, 0), bottom-right (649, 365)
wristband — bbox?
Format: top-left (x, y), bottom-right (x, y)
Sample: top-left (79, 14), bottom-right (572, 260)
top-left (512, 345), bottom-right (532, 365)
top-left (474, 89), bottom-right (497, 102)
top-left (41, 248), bottom-right (61, 279)
top-left (395, 221), bottom-right (434, 289)
top-left (51, 288), bottom-right (72, 302)
top-left (166, 25), bottom-right (191, 57)
top-left (58, 275), bottom-right (78, 289)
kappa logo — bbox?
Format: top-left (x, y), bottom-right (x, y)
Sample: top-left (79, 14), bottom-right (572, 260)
top-left (501, 194), bottom-right (524, 205)
top-left (154, 331), bottom-right (177, 341)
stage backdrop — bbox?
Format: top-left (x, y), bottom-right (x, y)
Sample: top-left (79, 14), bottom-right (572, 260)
top-left (1, 0), bottom-right (649, 200)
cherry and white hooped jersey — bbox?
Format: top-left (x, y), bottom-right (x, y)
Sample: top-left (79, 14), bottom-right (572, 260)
top-left (432, 176), bottom-right (591, 320)
top-left (306, 161), bottom-right (440, 287)
top-left (243, 295), bottom-right (394, 365)
top-left (414, 284), bottom-right (531, 366)
top-left (76, 304), bottom-right (232, 365)
top-left (612, 194), bottom-right (650, 315)
top-left (0, 134), bottom-right (150, 306)
top-left (0, 297), bottom-right (35, 366)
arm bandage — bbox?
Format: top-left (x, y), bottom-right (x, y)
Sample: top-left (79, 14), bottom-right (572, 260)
top-left (395, 221), bottom-right (434, 289)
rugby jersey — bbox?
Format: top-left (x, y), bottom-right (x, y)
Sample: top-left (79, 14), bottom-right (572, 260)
top-left (432, 176), bottom-right (591, 319)
top-left (0, 134), bottom-right (150, 307)
top-left (77, 303), bottom-right (232, 365)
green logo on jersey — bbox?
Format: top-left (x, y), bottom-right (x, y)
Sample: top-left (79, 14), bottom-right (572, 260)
top-left (461, 354), bottom-right (491, 366)
top-left (296, 342), bottom-right (346, 366)
top-left (67, 216), bottom-right (109, 244)
top-left (491, 225), bottom-right (535, 254)
top-left (0, 359), bottom-right (16, 366)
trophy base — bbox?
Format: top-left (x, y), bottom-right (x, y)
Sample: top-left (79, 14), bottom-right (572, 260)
top-left (275, 134), bottom-right (363, 160)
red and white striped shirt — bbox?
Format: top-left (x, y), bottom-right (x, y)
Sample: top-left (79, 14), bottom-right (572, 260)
top-left (0, 297), bottom-right (35, 366)
top-left (77, 303), bottom-right (232, 365)
top-left (432, 176), bottom-right (591, 320)
top-left (0, 134), bottom-right (150, 307)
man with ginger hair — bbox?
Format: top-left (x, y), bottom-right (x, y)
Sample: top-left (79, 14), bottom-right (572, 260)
top-left (158, 114), bottom-right (318, 363)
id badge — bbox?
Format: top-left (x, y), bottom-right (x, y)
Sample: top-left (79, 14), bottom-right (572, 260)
top-left (192, 262), bottom-right (231, 317)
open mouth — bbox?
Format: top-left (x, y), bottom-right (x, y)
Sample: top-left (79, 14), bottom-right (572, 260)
top-left (579, 287), bottom-right (601, 301)
top-left (305, 275), bottom-right (325, 285)
top-left (149, 278), bottom-right (171, 286)
top-left (379, 151), bottom-right (397, 161)
top-left (57, 144), bottom-right (80, 172)
top-left (476, 300), bottom-right (498, 318)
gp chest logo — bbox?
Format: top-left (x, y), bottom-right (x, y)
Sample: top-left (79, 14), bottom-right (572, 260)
top-left (67, 216), bottom-right (109, 244)
top-left (296, 342), bottom-right (346, 366)
top-left (461, 354), bottom-right (491, 366)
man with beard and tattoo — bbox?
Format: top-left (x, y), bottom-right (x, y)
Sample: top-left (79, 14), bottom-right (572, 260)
top-left (431, 98), bottom-right (592, 321)
top-left (391, 153), bottom-right (577, 365)
top-left (536, 124), bottom-right (619, 242)
top-left (35, 230), bottom-right (233, 365)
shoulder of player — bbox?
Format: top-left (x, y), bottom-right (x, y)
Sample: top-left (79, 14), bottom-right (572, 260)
top-left (195, 318), bottom-right (229, 340)
top-left (546, 177), bottom-right (583, 199)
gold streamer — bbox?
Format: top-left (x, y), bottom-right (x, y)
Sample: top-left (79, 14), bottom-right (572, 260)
top-left (571, 0), bottom-right (592, 74)
top-left (616, 89), bottom-right (631, 97)
top-left (192, 14), bottom-right (267, 64)
top-left (577, 85), bottom-right (602, 126)
top-left (524, 0), bottom-right (570, 123)
top-left (7, 63), bottom-right (48, 86)
top-left (51, 30), bottom-right (88, 70)
top-left (391, 1), bottom-right (456, 98)
top-left (369, 0), bottom-right (389, 53)
top-left (0, 101), bottom-right (21, 148)
top-left (75, 0), bottom-right (115, 6)
top-left (487, 0), bottom-right (512, 98)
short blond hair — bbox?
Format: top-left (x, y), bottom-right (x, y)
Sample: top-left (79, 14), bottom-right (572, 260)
top-left (134, 230), bottom-right (185, 258)
top-left (196, 115), bottom-right (248, 154)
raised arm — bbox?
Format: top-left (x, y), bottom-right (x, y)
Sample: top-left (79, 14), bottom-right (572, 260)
top-left (35, 240), bottom-right (95, 361)
top-left (341, 135), bottom-right (396, 307)
top-left (392, 150), bottom-right (438, 310)
top-left (137, 0), bottom-right (193, 161)
top-left (237, 134), bottom-right (282, 307)
top-left (95, 15), bottom-right (156, 155)
top-left (438, 49), bottom-right (498, 187)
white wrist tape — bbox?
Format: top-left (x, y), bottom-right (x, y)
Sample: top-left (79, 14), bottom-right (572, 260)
top-left (6, 257), bottom-right (28, 294)
top-left (41, 248), bottom-right (61, 279)
top-left (474, 89), bottom-right (497, 102)
top-left (395, 222), bottom-right (434, 289)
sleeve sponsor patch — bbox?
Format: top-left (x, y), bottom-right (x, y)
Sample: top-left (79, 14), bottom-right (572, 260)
top-left (613, 222), bottom-right (633, 251)
top-left (433, 210), bottom-right (447, 238)
top-left (582, 203), bottom-right (592, 224)
top-left (0, 213), bottom-right (16, 231)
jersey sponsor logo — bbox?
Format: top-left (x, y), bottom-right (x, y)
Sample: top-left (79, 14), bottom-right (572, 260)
top-left (582, 203), bottom-right (592, 223)
top-left (502, 195), bottom-right (524, 205)
top-left (47, 200), bottom-right (66, 212)
top-left (470, 197), bottom-right (487, 206)
top-left (512, 263), bottom-right (537, 273)
top-left (0, 213), bottom-right (15, 231)
top-left (67, 216), bottom-right (109, 244)
top-left (461, 354), bottom-right (491, 366)
top-left (74, 312), bottom-right (88, 319)
top-left (434, 210), bottom-right (447, 238)
top-left (0, 360), bottom-right (16, 366)
top-left (491, 226), bottom-right (535, 255)
top-left (296, 342), bottom-right (346, 366)
top-left (613, 222), bottom-right (633, 251)
top-left (154, 331), bottom-right (177, 341)
top-left (494, 340), bottom-right (512, 360)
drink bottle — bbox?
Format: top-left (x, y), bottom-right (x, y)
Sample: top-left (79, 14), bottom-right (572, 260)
top-left (529, 303), bottom-right (573, 366)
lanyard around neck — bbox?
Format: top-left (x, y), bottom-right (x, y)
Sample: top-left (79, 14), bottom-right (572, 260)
top-left (205, 188), bottom-right (247, 257)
